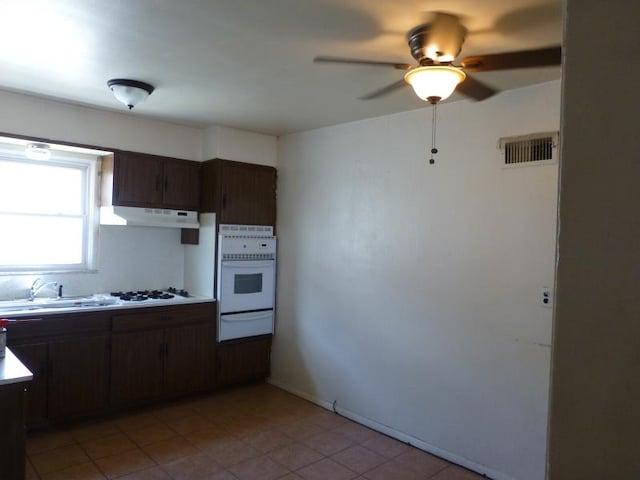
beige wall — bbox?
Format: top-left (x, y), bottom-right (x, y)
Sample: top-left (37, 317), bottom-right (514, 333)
top-left (547, 0), bottom-right (640, 477)
top-left (0, 90), bottom-right (203, 160)
top-left (274, 80), bottom-right (560, 480)
top-left (203, 125), bottom-right (278, 166)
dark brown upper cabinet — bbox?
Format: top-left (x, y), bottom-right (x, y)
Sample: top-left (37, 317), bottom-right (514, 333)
top-left (102, 151), bottom-right (200, 210)
top-left (201, 159), bottom-right (276, 226)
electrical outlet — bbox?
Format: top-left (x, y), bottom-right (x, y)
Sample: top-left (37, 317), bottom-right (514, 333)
top-left (541, 286), bottom-right (553, 308)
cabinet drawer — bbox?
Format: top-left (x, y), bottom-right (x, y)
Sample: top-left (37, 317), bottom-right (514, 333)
top-left (112, 303), bottom-right (215, 332)
top-left (7, 311), bottom-right (111, 343)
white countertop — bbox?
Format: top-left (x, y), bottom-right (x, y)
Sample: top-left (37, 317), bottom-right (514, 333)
top-left (0, 347), bottom-right (33, 385)
top-left (0, 294), bottom-right (216, 319)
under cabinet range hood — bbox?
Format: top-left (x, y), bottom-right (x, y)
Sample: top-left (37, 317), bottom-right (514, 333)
top-left (100, 206), bottom-right (199, 228)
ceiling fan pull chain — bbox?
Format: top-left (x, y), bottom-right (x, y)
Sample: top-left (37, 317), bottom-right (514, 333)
top-left (429, 102), bottom-right (438, 164)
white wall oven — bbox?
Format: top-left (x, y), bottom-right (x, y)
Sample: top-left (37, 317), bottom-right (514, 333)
top-left (216, 225), bottom-right (276, 341)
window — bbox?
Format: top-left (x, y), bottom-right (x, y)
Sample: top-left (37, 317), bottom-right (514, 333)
top-left (0, 142), bottom-right (101, 274)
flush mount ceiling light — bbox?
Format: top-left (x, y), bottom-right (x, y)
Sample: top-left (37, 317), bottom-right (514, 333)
top-left (107, 79), bottom-right (155, 110)
top-left (403, 65), bottom-right (466, 104)
top-left (25, 143), bottom-right (51, 160)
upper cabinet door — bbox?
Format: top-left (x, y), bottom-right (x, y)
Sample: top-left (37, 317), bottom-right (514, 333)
top-left (110, 152), bottom-right (200, 210)
top-left (113, 152), bottom-right (164, 207)
top-left (200, 159), bottom-right (277, 225)
top-left (162, 158), bottom-right (200, 210)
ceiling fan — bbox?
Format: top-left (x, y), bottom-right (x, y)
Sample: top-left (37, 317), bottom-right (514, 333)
top-left (314, 12), bottom-right (561, 104)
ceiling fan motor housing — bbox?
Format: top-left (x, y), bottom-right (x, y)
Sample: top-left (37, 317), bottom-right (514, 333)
top-left (408, 13), bottom-right (467, 65)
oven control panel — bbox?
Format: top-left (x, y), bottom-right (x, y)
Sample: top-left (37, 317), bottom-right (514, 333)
top-left (218, 234), bottom-right (277, 258)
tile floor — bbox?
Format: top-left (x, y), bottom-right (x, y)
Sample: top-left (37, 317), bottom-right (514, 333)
top-left (25, 383), bottom-right (486, 480)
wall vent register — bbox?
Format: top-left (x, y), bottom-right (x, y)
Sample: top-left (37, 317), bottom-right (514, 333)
top-left (498, 131), bottom-right (558, 167)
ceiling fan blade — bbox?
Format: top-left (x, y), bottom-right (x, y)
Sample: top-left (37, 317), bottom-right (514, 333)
top-left (359, 79), bottom-right (408, 100)
top-left (314, 56), bottom-right (412, 70)
top-left (457, 74), bottom-right (497, 101)
top-left (460, 46), bottom-right (561, 72)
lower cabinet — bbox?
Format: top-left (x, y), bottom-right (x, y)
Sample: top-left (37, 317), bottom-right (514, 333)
top-left (0, 382), bottom-right (28, 480)
top-left (110, 303), bottom-right (215, 408)
top-left (111, 329), bottom-right (165, 406)
top-left (215, 335), bottom-right (272, 387)
top-left (6, 301), bottom-right (274, 427)
top-left (48, 335), bottom-right (110, 421)
top-left (8, 313), bottom-right (111, 426)
top-left (164, 322), bottom-right (214, 397)
top-left (8, 343), bottom-right (48, 429)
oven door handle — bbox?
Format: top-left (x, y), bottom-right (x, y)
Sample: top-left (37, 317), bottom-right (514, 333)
top-left (221, 260), bottom-right (274, 268)
top-left (221, 311), bottom-right (273, 322)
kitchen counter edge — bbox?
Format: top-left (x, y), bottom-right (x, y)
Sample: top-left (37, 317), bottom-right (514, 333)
top-left (0, 297), bottom-right (216, 319)
top-left (0, 347), bottom-right (33, 385)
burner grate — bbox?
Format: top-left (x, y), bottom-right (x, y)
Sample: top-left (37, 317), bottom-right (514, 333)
top-left (110, 290), bottom-right (175, 301)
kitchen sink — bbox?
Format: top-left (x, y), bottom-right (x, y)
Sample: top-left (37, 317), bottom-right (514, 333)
top-left (0, 295), bottom-right (118, 313)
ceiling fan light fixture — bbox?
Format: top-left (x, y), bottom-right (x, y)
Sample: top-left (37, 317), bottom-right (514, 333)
top-left (404, 66), bottom-right (466, 103)
top-left (107, 79), bottom-right (155, 110)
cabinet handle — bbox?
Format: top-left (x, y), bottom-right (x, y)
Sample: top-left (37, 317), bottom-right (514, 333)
top-left (159, 343), bottom-right (164, 359)
top-left (222, 194), bottom-right (226, 209)
top-left (164, 176), bottom-right (168, 192)
top-left (165, 343), bottom-right (169, 357)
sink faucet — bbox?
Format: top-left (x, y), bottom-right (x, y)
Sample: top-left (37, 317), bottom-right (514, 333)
top-left (29, 278), bottom-right (59, 301)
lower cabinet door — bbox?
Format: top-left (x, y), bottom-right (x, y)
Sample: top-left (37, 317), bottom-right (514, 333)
top-left (110, 329), bottom-right (164, 407)
top-left (215, 335), bottom-right (271, 387)
top-left (0, 383), bottom-right (27, 480)
top-left (48, 336), bottom-right (110, 421)
top-left (9, 343), bottom-right (48, 429)
top-left (164, 322), bottom-right (214, 397)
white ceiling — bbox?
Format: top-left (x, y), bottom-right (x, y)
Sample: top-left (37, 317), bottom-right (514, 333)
top-left (0, 0), bottom-right (562, 136)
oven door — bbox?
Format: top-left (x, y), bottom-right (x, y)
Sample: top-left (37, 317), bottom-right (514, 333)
top-left (218, 309), bottom-right (274, 341)
top-left (219, 260), bottom-right (275, 314)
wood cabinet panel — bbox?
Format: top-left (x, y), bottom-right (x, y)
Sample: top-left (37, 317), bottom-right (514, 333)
top-left (164, 322), bottom-right (214, 397)
top-left (0, 382), bottom-right (27, 480)
top-left (113, 151), bottom-right (164, 207)
top-left (9, 343), bottom-right (48, 429)
top-left (110, 329), bottom-right (164, 407)
top-left (107, 151), bottom-right (200, 210)
top-left (48, 335), bottom-right (110, 421)
top-left (201, 159), bottom-right (276, 226)
top-left (111, 302), bottom-right (216, 407)
top-left (162, 158), bottom-right (200, 210)
top-left (219, 161), bottom-right (276, 225)
top-left (215, 335), bottom-right (271, 387)
top-left (112, 303), bottom-right (212, 332)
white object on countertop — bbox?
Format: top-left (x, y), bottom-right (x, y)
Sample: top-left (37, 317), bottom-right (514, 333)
top-left (0, 347), bottom-right (33, 386)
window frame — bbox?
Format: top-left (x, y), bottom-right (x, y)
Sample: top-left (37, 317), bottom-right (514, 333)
top-left (0, 144), bottom-right (100, 275)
